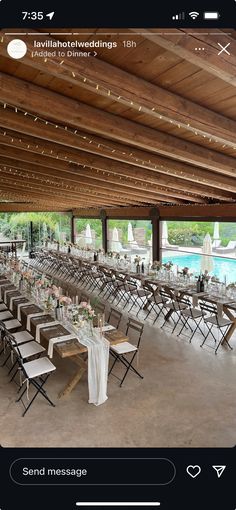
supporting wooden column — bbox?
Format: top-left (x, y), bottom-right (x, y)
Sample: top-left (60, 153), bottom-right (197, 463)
top-left (71, 215), bottom-right (75, 244)
top-left (151, 208), bottom-right (160, 262)
top-left (29, 221), bottom-right (34, 258)
top-left (100, 210), bottom-right (108, 253)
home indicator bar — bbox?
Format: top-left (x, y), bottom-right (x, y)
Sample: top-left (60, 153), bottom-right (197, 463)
top-left (76, 504), bottom-right (161, 507)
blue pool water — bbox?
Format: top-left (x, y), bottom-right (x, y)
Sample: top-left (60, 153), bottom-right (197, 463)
top-left (162, 252), bottom-right (236, 283)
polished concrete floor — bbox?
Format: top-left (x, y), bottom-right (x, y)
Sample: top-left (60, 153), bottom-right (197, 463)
top-left (0, 297), bottom-right (236, 448)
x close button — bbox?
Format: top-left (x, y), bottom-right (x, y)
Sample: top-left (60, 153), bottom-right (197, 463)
top-left (217, 43), bottom-right (231, 55)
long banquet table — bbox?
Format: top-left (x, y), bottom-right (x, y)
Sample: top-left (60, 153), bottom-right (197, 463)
top-left (2, 280), bottom-right (129, 399)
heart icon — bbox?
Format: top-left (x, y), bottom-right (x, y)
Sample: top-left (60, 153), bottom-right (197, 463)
top-left (186, 465), bottom-right (201, 478)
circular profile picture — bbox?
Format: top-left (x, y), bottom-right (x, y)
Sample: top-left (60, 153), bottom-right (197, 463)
top-left (7, 39), bottom-right (27, 59)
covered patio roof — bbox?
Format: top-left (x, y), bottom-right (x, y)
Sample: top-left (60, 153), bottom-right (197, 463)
top-left (0, 28), bottom-right (236, 212)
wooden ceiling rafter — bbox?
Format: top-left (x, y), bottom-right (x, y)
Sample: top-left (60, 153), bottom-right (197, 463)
top-left (0, 131), bottom-right (235, 202)
top-left (0, 29), bottom-right (236, 212)
top-left (1, 107), bottom-right (236, 188)
top-left (135, 29), bottom-right (236, 87)
top-left (1, 73), bottom-right (236, 178)
top-left (0, 162), bottom-right (197, 204)
top-left (0, 165), bottom-right (186, 206)
top-left (1, 30), bottom-right (236, 150)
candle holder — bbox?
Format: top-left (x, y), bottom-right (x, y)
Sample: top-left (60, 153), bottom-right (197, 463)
top-left (97, 313), bottom-right (105, 338)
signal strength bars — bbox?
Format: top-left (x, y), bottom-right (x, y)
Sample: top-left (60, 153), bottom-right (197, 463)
top-left (172, 12), bottom-right (185, 20)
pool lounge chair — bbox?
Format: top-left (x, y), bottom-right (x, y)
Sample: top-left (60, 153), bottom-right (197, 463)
top-left (214, 240), bottom-right (236, 254)
top-left (212, 240), bottom-right (221, 250)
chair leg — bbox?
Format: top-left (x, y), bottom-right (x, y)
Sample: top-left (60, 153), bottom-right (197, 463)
top-left (16, 374), bottom-right (55, 417)
top-left (119, 352), bottom-right (143, 387)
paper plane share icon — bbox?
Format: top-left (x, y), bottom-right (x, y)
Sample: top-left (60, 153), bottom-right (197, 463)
top-left (212, 465), bottom-right (226, 478)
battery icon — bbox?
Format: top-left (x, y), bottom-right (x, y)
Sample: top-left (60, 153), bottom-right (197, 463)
top-left (204, 12), bottom-right (220, 19)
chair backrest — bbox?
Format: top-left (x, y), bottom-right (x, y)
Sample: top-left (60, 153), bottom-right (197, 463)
top-left (200, 302), bottom-right (217, 315)
top-left (79, 293), bottom-right (88, 303)
top-left (159, 287), bottom-right (172, 302)
top-left (126, 317), bottom-right (144, 347)
top-left (95, 302), bottom-right (106, 315)
top-left (176, 295), bottom-right (191, 307)
top-left (0, 319), bottom-right (6, 339)
top-left (108, 307), bottom-right (122, 328)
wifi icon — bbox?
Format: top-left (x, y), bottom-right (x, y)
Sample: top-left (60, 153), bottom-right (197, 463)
top-left (189, 11), bottom-right (200, 19)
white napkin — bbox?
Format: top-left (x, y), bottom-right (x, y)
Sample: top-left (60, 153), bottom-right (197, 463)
top-left (36, 321), bottom-right (60, 343)
top-left (48, 333), bottom-right (75, 358)
top-left (17, 301), bottom-right (35, 321)
top-left (101, 325), bottom-right (116, 332)
top-left (26, 312), bottom-right (45, 331)
top-left (10, 295), bottom-right (23, 311)
top-left (4, 288), bottom-right (16, 304)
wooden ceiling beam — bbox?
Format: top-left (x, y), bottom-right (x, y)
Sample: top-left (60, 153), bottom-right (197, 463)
top-left (0, 165), bottom-right (182, 205)
top-left (0, 203), bottom-right (70, 212)
top-left (0, 141), bottom-right (234, 203)
top-left (135, 29), bottom-right (236, 87)
top-left (0, 149), bottom-right (212, 203)
top-left (1, 108), bottom-right (236, 187)
top-left (0, 179), bottom-right (140, 207)
top-left (1, 31), bottom-right (236, 145)
top-left (0, 73), bottom-right (236, 178)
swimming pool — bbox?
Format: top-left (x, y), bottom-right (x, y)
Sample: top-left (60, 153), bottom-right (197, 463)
top-left (162, 251), bottom-right (236, 283)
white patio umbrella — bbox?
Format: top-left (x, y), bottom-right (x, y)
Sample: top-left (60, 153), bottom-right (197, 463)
top-left (201, 233), bottom-right (214, 273)
top-left (42, 222), bottom-right (48, 240)
top-left (212, 222), bottom-right (220, 248)
top-left (85, 223), bottom-right (92, 245)
top-left (110, 227), bottom-right (122, 252)
top-left (127, 222), bottom-right (137, 246)
top-left (127, 222), bottom-right (134, 243)
top-left (55, 223), bottom-right (61, 241)
top-left (162, 221), bottom-right (169, 247)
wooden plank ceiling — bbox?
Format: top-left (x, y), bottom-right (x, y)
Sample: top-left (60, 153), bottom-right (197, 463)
top-left (0, 27), bottom-right (236, 212)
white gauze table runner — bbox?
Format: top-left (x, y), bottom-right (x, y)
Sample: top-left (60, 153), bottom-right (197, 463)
top-left (0, 282), bottom-right (11, 299)
top-left (36, 321), bottom-right (60, 343)
top-left (10, 295), bottom-right (24, 311)
top-left (4, 288), bottom-right (16, 304)
top-left (48, 334), bottom-right (75, 358)
top-left (26, 312), bottom-right (46, 331)
top-left (17, 301), bottom-right (35, 321)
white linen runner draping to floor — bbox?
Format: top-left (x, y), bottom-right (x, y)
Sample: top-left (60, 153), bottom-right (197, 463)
top-left (78, 327), bottom-right (110, 406)
top-left (61, 322), bottom-right (110, 406)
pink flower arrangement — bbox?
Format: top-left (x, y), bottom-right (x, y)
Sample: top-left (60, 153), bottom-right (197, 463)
top-left (78, 301), bottom-right (95, 320)
top-left (48, 285), bottom-right (60, 299)
top-left (36, 278), bottom-right (46, 288)
top-left (59, 296), bottom-right (72, 306)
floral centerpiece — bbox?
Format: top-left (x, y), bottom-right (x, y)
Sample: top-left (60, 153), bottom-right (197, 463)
top-left (78, 301), bottom-right (95, 321)
top-left (59, 296), bottom-right (72, 306)
top-left (202, 270), bottom-right (211, 282)
top-left (163, 261), bottom-right (173, 271)
top-left (211, 276), bottom-right (220, 283)
top-left (151, 260), bottom-right (162, 271)
top-left (42, 284), bottom-right (60, 311)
